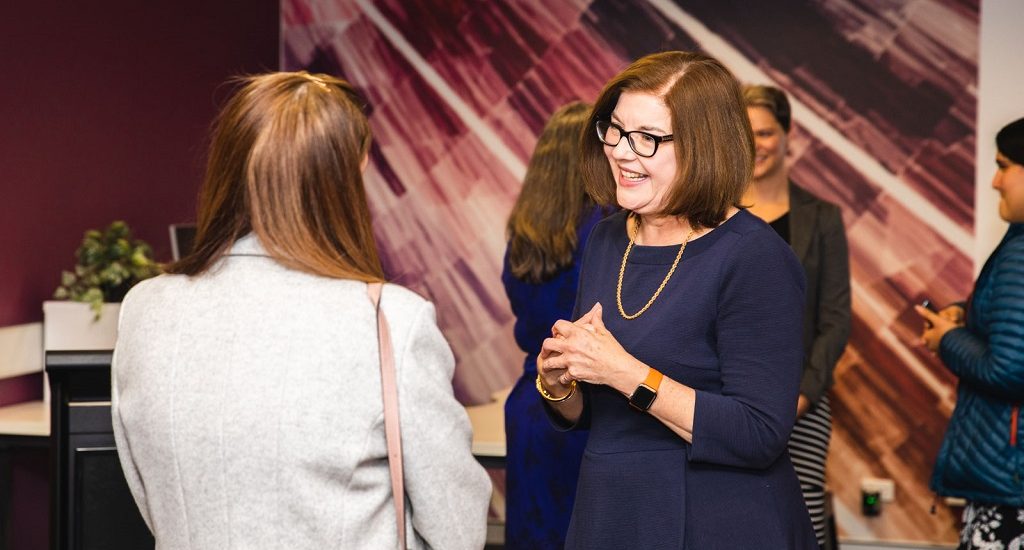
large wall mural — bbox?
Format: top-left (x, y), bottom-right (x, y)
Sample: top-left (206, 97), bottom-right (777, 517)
top-left (283, 0), bottom-right (977, 543)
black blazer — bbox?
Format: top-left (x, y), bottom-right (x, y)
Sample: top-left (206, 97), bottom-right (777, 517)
top-left (789, 183), bottom-right (851, 404)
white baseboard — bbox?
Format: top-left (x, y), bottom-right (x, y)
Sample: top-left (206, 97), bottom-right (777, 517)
top-left (841, 539), bottom-right (956, 550)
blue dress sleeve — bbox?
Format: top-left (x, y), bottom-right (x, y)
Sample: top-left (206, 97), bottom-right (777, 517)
top-left (688, 229), bottom-right (807, 469)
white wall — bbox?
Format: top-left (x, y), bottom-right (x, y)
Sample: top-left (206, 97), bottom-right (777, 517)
top-left (976, 0), bottom-right (1024, 271)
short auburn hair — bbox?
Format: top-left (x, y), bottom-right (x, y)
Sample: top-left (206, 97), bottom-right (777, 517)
top-left (170, 71), bottom-right (383, 282)
top-left (580, 51), bottom-right (753, 229)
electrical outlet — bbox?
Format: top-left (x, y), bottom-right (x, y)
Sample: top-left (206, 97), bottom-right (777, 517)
top-left (861, 477), bottom-right (895, 502)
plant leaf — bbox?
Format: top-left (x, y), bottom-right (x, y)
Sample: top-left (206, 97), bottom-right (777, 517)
top-left (56, 220), bottom-right (161, 319)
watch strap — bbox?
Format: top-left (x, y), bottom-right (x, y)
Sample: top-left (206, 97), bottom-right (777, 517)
top-left (643, 368), bottom-right (663, 392)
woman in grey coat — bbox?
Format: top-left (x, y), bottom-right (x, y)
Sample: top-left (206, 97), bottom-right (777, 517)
top-left (111, 72), bottom-right (491, 550)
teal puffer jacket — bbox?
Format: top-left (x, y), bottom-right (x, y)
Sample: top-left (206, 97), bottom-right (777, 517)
top-left (932, 224), bottom-right (1024, 505)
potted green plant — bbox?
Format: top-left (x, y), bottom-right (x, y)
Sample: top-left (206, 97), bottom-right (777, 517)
top-left (44, 221), bottom-right (162, 350)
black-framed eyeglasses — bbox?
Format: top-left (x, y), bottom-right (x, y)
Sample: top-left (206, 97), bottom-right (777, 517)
top-left (595, 120), bottom-right (674, 158)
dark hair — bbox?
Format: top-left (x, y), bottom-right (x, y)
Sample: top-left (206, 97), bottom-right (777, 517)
top-left (997, 117), bottom-right (1024, 165)
top-left (743, 84), bottom-right (791, 132)
top-left (580, 51), bottom-right (753, 229)
top-left (169, 71), bottom-right (383, 282)
top-left (506, 102), bottom-right (594, 283)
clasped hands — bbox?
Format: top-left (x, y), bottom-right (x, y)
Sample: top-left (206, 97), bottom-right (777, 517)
top-left (913, 303), bottom-right (965, 353)
top-left (537, 302), bottom-right (640, 397)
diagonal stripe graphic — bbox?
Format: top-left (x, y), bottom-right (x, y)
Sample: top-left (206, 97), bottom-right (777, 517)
top-left (645, 0), bottom-right (974, 255)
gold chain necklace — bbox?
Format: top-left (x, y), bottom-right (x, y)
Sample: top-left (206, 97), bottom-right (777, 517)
top-left (616, 215), bottom-right (696, 320)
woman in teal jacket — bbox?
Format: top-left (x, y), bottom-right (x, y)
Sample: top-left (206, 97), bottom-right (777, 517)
top-left (917, 117), bottom-right (1024, 549)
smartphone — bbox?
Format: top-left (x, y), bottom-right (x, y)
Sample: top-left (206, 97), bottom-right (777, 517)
top-left (920, 299), bottom-right (935, 328)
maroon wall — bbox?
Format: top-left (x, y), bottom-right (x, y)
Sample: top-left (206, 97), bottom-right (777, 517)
top-left (0, 3), bottom-right (278, 548)
top-left (0, 1), bottom-right (280, 328)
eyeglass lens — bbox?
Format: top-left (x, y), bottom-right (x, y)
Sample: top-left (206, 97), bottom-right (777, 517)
top-left (596, 121), bottom-right (659, 157)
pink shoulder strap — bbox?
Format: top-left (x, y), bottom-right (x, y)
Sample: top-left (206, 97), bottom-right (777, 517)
top-left (367, 282), bottom-right (406, 549)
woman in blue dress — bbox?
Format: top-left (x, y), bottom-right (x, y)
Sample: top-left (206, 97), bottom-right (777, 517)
top-left (916, 117), bottom-right (1024, 549)
top-left (537, 52), bottom-right (817, 549)
top-left (743, 84), bottom-right (851, 547)
top-left (501, 101), bottom-right (609, 549)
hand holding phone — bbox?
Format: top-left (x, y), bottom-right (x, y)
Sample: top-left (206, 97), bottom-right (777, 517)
top-left (919, 299), bottom-right (936, 328)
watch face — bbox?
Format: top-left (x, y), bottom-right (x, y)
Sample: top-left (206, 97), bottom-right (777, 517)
top-left (629, 384), bottom-right (657, 411)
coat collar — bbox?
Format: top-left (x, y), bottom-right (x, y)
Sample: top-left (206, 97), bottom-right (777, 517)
top-left (227, 233), bottom-right (267, 256)
top-left (788, 182), bottom-right (818, 263)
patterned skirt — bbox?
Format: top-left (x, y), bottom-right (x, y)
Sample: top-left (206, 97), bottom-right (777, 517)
top-left (788, 394), bottom-right (832, 546)
top-left (958, 502), bottom-right (1024, 549)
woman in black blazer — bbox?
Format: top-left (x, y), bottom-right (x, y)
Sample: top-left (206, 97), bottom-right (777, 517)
top-left (742, 84), bottom-right (852, 547)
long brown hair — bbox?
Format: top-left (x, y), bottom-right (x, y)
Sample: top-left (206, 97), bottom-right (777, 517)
top-left (506, 102), bottom-right (594, 283)
top-left (169, 71), bottom-right (383, 281)
top-left (580, 51), bottom-right (753, 229)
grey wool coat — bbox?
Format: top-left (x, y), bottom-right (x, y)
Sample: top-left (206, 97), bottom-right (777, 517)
top-left (111, 235), bottom-right (492, 549)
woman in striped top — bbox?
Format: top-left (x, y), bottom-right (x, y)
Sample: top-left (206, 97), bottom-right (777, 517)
top-left (742, 84), bottom-right (852, 547)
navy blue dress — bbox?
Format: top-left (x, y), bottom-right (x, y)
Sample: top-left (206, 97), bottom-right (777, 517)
top-left (559, 209), bottom-right (818, 549)
top-left (501, 207), bottom-right (606, 550)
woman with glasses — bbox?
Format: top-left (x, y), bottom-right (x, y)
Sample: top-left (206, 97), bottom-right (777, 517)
top-left (537, 52), bottom-right (817, 548)
top-left (742, 84), bottom-right (851, 547)
top-left (501, 101), bottom-right (610, 550)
